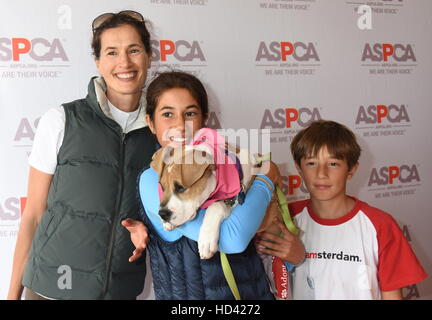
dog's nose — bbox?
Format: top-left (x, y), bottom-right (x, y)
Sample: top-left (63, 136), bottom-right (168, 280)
top-left (159, 208), bottom-right (172, 222)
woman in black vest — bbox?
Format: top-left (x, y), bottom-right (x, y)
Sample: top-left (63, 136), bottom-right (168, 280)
top-left (135, 71), bottom-right (305, 299)
top-left (8, 11), bottom-right (157, 300)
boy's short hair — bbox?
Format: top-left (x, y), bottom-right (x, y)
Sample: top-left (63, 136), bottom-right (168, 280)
top-left (290, 120), bottom-right (361, 170)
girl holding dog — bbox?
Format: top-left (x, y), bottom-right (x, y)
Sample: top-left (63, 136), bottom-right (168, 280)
top-left (136, 71), bottom-right (305, 299)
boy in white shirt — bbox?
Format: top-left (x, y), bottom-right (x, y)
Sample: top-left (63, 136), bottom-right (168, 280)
top-left (258, 120), bottom-right (427, 299)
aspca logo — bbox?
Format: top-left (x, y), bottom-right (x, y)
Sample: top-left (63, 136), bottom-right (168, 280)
top-left (0, 38), bottom-right (69, 62)
top-left (256, 41), bottom-right (320, 62)
top-left (14, 118), bottom-right (39, 143)
top-left (261, 108), bottom-right (322, 129)
top-left (361, 43), bottom-right (416, 62)
top-left (151, 40), bottom-right (205, 62)
top-left (368, 165), bottom-right (420, 186)
top-left (356, 104), bottom-right (410, 124)
top-left (0, 197), bottom-right (26, 221)
top-left (281, 175), bottom-right (308, 196)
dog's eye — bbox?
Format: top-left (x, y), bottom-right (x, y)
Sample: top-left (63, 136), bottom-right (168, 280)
top-left (174, 182), bottom-right (186, 194)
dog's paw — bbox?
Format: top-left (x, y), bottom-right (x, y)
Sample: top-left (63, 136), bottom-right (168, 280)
top-left (163, 221), bottom-right (175, 231)
top-left (198, 230), bottom-right (219, 259)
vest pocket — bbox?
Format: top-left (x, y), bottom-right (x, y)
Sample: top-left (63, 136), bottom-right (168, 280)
top-left (37, 205), bottom-right (67, 254)
top-left (39, 208), bottom-right (111, 273)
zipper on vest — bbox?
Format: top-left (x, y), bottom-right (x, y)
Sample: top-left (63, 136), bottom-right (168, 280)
top-left (103, 131), bottom-right (126, 297)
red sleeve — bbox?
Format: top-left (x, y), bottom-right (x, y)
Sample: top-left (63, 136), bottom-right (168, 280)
top-left (288, 199), bottom-right (309, 218)
top-left (363, 204), bottom-right (428, 291)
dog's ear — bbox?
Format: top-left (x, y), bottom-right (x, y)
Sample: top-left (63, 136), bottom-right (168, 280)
top-left (181, 163), bottom-right (212, 188)
top-left (180, 149), bottom-right (213, 187)
top-left (150, 147), bottom-right (171, 179)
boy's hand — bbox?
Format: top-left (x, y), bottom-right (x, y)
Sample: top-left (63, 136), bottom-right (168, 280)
top-left (121, 218), bottom-right (149, 262)
top-left (255, 220), bottom-right (305, 265)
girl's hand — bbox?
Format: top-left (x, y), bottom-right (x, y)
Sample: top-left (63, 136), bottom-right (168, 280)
top-left (121, 218), bottom-right (149, 262)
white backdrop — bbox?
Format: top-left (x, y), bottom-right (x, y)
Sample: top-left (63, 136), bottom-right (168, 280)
top-left (1, 0), bottom-right (430, 300)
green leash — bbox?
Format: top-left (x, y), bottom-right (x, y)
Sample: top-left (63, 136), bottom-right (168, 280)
top-left (220, 252), bottom-right (241, 300)
top-left (275, 186), bottom-right (299, 236)
top-left (255, 153), bottom-right (272, 163)
top-left (255, 153), bottom-right (299, 235)
top-left (220, 153), bottom-right (299, 300)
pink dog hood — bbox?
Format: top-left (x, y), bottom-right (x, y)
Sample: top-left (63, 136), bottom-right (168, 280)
top-left (157, 128), bottom-right (242, 209)
top-left (191, 128), bottom-right (241, 209)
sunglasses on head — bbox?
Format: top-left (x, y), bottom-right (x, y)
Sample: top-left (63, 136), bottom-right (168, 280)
top-left (92, 10), bottom-right (144, 32)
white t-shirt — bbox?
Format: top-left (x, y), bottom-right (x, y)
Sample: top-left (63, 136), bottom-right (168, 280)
top-left (29, 98), bottom-right (142, 174)
top-left (290, 198), bottom-right (427, 300)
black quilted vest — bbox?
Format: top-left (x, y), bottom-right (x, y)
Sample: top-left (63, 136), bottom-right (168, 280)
top-left (23, 77), bottom-right (157, 299)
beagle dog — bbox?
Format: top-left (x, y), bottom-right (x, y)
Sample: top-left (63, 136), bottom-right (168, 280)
top-left (150, 128), bottom-right (282, 259)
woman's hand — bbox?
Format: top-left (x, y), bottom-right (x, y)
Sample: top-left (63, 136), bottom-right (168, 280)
top-left (121, 218), bottom-right (149, 262)
top-left (255, 219), bottom-right (305, 265)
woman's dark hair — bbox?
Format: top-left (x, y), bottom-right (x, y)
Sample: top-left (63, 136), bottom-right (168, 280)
top-left (146, 71), bottom-right (209, 122)
top-left (91, 13), bottom-right (151, 59)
